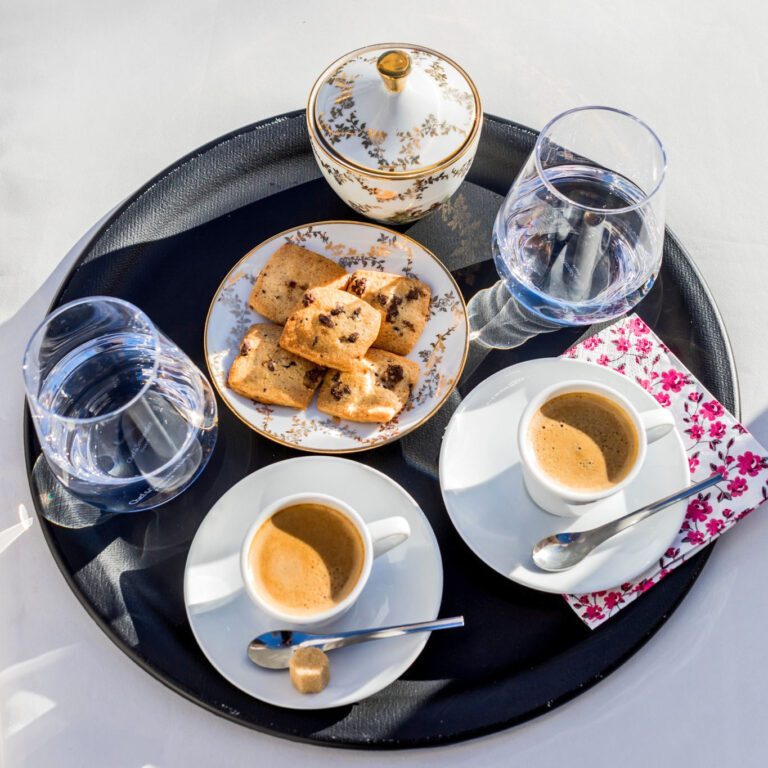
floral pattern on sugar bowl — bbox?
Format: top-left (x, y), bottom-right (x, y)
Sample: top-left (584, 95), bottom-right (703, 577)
top-left (307, 44), bottom-right (483, 225)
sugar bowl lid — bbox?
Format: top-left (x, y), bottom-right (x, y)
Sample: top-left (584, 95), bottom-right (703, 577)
top-left (308, 43), bottom-right (481, 178)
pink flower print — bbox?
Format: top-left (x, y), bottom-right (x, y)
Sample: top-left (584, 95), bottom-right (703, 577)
top-left (686, 530), bottom-right (705, 545)
top-left (737, 450), bottom-right (763, 477)
top-left (665, 547), bottom-right (681, 559)
top-left (636, 378), bottom-right (651, 391)
top-left (582, 336), bottom-right (600, 350)
top-left (708, 421), bottom-right (726, 439)
top-left (596, 354), bottom-right (610, 366)
top-left (635, 579), bottom-right (655, 593)
top-left (688, 391), bottom-right (703, 403)
top-left (727, 476), bottom-right (748, 497)
top-left (604, 592), bottom-right (624, 610)
top-left (660, 369), bottom-right (685, 392)
top-left (563, 347), bottom-right (578, 358)
top-left (613, 337), bottom-right (631, 353)
top-left (583, 604), bottom-right (605, 621)
top-left (712, 464), bottom-right (729, 480)
top-left (688, 424), bottom-right (705, 440)
top-left (686, 497), bottom-right (712, 521)
top-left (655, 391), bottom-right (671, 407)
top-left (724, 454), bottom-right (735, 465)
top-left (688, 456), bottom-right (700, 473)
top-left (706, 518), bottom-right (725, 537)
top-left (700, 400), bottom-right (725, 421)
top-left (634, 337), bottom-right (653, 356)
top-left (628, 317), bottom-right (650, 335)
top-left (650, 371), bottom-right (659, 380)
top-left (733, 423), bottom-right (748, 435)
top-left (722, 508), bottom-right (734, 519)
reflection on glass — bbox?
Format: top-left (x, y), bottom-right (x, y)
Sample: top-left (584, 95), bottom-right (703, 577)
top-left (470, 106), bottom-right (667, 347)
top-left (24, 297), bottom-right (217, 513)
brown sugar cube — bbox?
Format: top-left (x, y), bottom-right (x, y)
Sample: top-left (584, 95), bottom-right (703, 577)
top-left (227, 323), bottom-right (327, 408)
top-left (279, 287), bottom-right (381, 372)
top-left (248, 243), bottom-right (349, 324)
top-left (347, 270), bottom-right (431, 355)
top-left (289, 647), bottom-right (330, 694)
top-left (316, 348), bottom-right (420, 423)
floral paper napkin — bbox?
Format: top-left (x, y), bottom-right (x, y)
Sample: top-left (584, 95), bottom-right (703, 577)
top-left (561, 315), bottom-right (767, 629)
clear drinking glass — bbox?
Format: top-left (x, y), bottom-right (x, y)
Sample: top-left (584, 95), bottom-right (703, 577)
top-left (472, 106), bottom-right (667, 345)
top-left (23, 297), bottom-right (218, 513)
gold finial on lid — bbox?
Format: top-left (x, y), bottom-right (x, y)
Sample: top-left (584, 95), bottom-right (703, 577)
top-left (377, 50), bottom-right (412, 93)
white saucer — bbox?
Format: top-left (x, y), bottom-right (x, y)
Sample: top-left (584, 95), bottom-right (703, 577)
top-left (184, 457), bottom-right (442, 709)
top-left (439, 359), bottom-right (689, 594)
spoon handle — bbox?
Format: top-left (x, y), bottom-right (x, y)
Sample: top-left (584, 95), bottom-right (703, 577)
top-left (300, 616), bottom-right (465, 653)
top-left (572, 473), bottom-right (724, 547)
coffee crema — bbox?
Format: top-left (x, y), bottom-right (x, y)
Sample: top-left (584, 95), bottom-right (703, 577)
top-left (529, 392), bottom-right (639, 491)
top-left (248, 503), bottom-right (365, 616)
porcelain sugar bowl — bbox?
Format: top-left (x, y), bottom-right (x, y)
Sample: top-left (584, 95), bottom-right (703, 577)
top-left (307, 43), bottom-right (482, 225)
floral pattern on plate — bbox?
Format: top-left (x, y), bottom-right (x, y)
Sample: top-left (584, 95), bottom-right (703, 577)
top-left (205, 221), bottom-right (468, 453)
top-left (562, 315), bottom-right (768, 628)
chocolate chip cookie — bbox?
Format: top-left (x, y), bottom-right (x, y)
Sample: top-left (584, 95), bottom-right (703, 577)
top-left (279, 287), bottom-right (381, 371)
top-left (248, 243), bottom-right (349, 324)
top-left (346, 270), bottom-right (431, 355)
top-left (316, 348), bottom-right (420, 423)
top-left (227, 323), bottom-right (327, 408)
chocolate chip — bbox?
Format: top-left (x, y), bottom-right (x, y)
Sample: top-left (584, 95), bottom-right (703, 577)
top-left (318, 314), bottom-right (334, 327)
top-left (311, 336), bottom-right (318, 347)
top-left (287, 280), bottom-right (297, 289)
top-left (239, 343), bottom-right (249, 356)
top-left (381, 364), bottom-right (405, 389)
top-left (265, 360), bottom-right (276, 372)
top-left (344, 332), bottom-right (359, 343)
top-left (351, 307), bottom-right (361, 319)
top-left (386, 305), bottom-right (400, 323)
top-left (376, 293), bottom-right (388, 306)
top-left (402, 319), bottom-right (415, 331)
top-left (330, 379), bottom-right (352, 400)
top-left (405, 287), bottom-right (423, 301)
top-left (332, 372), bottom-right (341, 382)
top-left (330, 304), bottom-right (344, 316)
top-left (349, 276), bottom-right (367, 296)
top-left (303, 366), bottom-right (326, 388)
top-left (300, 284), bottom-right (309, 291)
top-left (282, 361), bottom-right (297, 369)
top-left (302, 293), bottom-right (315, 307)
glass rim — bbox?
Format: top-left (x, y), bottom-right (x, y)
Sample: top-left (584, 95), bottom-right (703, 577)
top-left (22, 296), bottom-right (161, 425)
top-left (533, 105), bottom-right (668, 214)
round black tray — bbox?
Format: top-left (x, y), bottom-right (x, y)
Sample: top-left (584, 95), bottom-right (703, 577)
top-left (25, 111), bottom-right (739, 749)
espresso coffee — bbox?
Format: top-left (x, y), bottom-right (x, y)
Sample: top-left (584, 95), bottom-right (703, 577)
top-left (248, 503), bottom-right (365, 615)
top-left (529, 392), bottom-right (639, 491)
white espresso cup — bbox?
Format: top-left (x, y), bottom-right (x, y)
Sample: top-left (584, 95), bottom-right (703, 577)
top-left (518, 380), bottom-right (676, 517)
top-left (240, 492), bottom-right (411, 627)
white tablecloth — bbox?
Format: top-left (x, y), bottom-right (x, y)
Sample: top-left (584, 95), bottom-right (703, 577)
top-left (2, 1), bottom-right (767, 765)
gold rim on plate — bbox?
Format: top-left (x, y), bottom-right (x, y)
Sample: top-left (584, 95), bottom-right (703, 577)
top-left (203, 220), bottom-right (470, 454)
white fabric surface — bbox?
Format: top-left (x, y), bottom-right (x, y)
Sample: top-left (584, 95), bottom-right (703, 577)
top-left (1, 1), bottom-right (767, 765)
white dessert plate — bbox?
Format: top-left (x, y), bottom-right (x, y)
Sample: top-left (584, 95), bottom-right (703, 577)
top-left (204, 221), bottom-right (468, 453)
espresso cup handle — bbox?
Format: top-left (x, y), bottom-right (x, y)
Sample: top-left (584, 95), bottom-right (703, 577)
top-left (367, 516), bottom-right (411, 559)
top-left (640, 408), bottom-right (676, 444)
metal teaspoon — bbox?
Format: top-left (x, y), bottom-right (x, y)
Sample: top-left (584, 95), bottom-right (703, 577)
top-left (247, 616), bottom-right (465, 669)
top-left (532, 474), bottom-right (724, 572)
